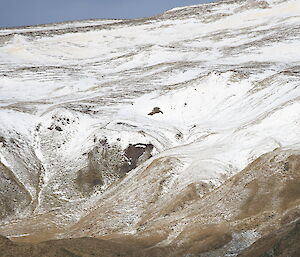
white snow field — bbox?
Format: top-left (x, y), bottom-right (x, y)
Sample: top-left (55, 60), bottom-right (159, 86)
top-left (0, 0), bottom-right (300, 255)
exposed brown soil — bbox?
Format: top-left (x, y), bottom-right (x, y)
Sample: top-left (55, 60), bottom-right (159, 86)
top-left (1, 149), bottom-right (300, 257)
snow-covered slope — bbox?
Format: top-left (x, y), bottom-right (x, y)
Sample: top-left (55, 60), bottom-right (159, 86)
top-left (0, 0), bottom-right (300, 256)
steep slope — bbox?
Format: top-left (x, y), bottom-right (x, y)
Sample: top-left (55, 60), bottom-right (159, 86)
top-left (238, 220), bottom-right (300, 257)
top-left (0, 149), bottom-right (299, 256)
top-left (0, 0), bottom-right (300, 256)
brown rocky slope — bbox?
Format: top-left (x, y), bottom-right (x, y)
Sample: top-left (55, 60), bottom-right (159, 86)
top-left (1, 148), bottom-right (299, 256)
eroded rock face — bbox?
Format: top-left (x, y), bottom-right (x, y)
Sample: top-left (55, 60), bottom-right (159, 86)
top-left (75, 139), bottom-right (154, 196)
top-left (123, 143), bottom-right (154, 172)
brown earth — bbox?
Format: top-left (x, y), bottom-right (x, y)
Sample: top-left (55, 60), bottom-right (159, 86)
top-left (1, 149), bottom-right (300, 256)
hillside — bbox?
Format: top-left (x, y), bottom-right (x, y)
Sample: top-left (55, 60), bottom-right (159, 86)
top-left (0, 0), bottom-right (300, 256)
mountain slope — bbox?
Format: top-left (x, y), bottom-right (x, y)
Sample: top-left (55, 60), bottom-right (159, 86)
top-left (0, 0), bottom-right (300, 256)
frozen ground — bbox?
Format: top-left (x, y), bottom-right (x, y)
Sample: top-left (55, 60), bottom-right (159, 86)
top-left (0, 0), bottom-right (299, 256)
